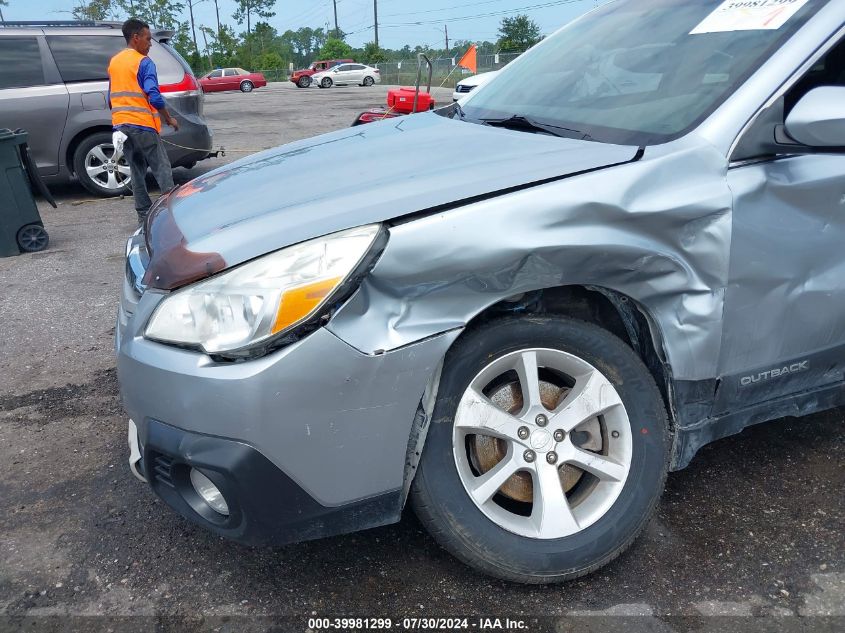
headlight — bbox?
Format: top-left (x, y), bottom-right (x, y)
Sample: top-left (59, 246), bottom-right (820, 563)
top-left (144, 224), bottom-right (381, 355)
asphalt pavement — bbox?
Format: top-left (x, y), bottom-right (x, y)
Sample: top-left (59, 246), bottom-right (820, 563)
top-left (0, 82), bottom-right (842, 631)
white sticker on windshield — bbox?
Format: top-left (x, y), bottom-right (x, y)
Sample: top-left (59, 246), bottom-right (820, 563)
top-left (690, 0), bottom-right (811, 34)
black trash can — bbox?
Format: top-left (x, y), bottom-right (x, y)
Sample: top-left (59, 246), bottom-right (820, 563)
top-left (0, 128), bottom-right (56, 257)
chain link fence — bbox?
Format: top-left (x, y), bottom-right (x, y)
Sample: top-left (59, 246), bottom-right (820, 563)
top-left (374, 52), bottom-right (523, 88)
top-left (254, 68), bottom-right (290, 83)
top-left (253, 52), bottom-right (523, 87)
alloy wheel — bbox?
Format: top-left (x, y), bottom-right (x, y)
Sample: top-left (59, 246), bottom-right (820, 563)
top-left (452, 348), bottom-right (632, 539)
top-left (84, 143), bottom-right (131, 191)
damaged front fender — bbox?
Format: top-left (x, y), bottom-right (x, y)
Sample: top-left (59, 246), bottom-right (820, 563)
top-left (329, 138), bottom-right (732, 387)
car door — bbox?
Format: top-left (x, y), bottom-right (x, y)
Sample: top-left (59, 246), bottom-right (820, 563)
top-left (206, 69), bottom-right (224, 91)
top-left (715, 34), bottom-right (845, 412)
top-left (0, 34), bottom-right (69, 177)
top-left (223, 68), bottom-right (240, 90)
top-left (333, 64), bottom-right (352, 84)
top-left (349, 64), bottom-right (367, 84)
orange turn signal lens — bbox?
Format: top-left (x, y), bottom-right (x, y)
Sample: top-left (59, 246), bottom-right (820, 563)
top-left (271, 277), bottom-right (343, 334)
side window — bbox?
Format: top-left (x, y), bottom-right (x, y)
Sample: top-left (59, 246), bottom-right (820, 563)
top-left (46, 35), bottom-right (125, 82)
top-left (0, 37), bottom-right (46, 89)
top-left (733, 35), bottom-right (845, 160)
top-left (150, 41), bottom-right (194, 84)
top-left (223, 69), bottom-right (236, 76)
top-left (785, 37), bottom-right (845, 115)
top-left (149, 42), bottom-right (191, 84)
top-left (209, 69), bottom-right (223, 78)
top-left (336, 65), bottom-right (349, 72)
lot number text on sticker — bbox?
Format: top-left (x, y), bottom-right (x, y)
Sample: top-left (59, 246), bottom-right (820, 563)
top-left (691, 0), bottom-right (811, 34)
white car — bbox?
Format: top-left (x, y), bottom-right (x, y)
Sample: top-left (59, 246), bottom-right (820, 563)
top-left (313, 63), bottom-right (381, 88)
top-left (453, 71), bottom-right (498, 101)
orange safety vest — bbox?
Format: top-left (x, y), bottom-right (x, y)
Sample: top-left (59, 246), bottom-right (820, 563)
top-left (108, 48), bottom-right (162, 133)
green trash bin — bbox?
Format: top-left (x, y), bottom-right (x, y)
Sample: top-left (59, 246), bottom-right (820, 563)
top-left (0, 128), bottom-right (55, 257)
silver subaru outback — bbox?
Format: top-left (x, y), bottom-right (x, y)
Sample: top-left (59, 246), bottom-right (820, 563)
top-left (117, 0), bottom-right (845, 583)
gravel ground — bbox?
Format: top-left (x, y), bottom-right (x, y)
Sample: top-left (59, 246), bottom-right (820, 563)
top-left (0, 82), bottom-right (842, 632)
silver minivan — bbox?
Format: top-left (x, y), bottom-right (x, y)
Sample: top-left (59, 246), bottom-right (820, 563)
top-left (0, 21), bottom-right (213, 197)
top-left (117, 0), bottom-right (845, 583)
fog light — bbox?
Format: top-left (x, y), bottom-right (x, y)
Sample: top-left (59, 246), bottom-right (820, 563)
top-left (189, 468), bottom-right (229, 516)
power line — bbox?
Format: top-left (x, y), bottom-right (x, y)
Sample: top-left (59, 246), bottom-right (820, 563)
top-left (381, 0), bottom-right (588, 27)
top-left (382, 0), bottom-right (511, 19)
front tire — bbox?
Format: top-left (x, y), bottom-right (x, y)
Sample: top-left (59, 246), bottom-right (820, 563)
top-left (240, 80), bottom-right (254, 92)
top-left (73, 131), bottom-right (132, 197)
top-left (363, 76), bottom-right (375, 87)
top-left (411, 316), bottom-right (669, 583)
top-left (297, 76), bottom-right (311, 88)
top-left (321, 77), bottom-right (333, 89)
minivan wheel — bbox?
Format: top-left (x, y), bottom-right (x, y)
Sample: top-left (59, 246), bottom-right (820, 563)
top-left (73, 132), bottom-right (132, 197)
top-left (297, 76), bottom-right (311, 88)
top-left (240, 80), bottom-right (254, 92)
top-left (363, 76), bottom-right (375, 87)
top-left (321, 77), bottom-right (333, 89)
top-left (411, 316), bottom-right (669, 583)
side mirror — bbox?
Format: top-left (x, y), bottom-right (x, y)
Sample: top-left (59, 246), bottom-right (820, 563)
top-left (784, 86), bottom-right (845, 147)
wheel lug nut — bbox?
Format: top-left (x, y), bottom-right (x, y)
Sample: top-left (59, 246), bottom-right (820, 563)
top-left (611, 430), bottom-right (620, 438)
top-left (553, 429), bottom-right (565, 442)
top-left (546, 452), bottom-right (558, 464)
top-left (523, 450), bottom-right (535, 463)
top-left (518, 426), bottom-right (529, 440)
top-left (535, 414), bottom-right (548, 427)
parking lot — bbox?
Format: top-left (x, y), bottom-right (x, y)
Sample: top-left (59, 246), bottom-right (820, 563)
top-left (1, 81), bottom-right (843, 628)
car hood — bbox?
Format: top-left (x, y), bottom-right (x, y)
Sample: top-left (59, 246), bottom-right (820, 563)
top-left (154, 112), bottom-right (639, 280)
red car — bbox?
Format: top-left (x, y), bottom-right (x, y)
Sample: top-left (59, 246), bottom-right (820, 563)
top-left (200, 68), bottom-right (267, 93)
top-left (290, 59), bottom-right (354, 88)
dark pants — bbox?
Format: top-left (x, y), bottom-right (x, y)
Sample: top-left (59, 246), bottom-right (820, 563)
top-left (121, 126), bottom-right (174, 222)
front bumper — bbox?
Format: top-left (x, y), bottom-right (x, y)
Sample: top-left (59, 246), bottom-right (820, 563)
top-left (116, 272), bottom-right (458, 545)
top-left (127, 416), bottom-right (403, 545)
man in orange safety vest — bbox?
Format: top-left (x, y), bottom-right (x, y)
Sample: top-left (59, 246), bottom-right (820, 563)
top-left (108, 18), bottom-right (180, 224)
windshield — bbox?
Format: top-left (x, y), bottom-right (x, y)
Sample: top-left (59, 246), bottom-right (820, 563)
top-left (461, 0), bottom-right (826, 145)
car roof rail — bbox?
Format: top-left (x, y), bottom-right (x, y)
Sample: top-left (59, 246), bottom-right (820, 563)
top-left (0, 20), bottom-right (122, 28)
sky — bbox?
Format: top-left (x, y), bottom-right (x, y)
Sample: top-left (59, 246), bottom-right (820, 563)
top-left (6, 0), bottom-right (602, 49)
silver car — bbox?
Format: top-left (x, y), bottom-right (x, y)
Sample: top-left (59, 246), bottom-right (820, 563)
top-left (0, 21), bottom-right (213, 197)
top-left (453, 71), bottom-right (498, 102)
top-left (313, 63), bottom-right (381, 88)
top-left (117, 0), bottom-right (845, 583)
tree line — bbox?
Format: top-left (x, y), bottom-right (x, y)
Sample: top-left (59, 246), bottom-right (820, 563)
top-left (59, 1), bottom-right (542, 74)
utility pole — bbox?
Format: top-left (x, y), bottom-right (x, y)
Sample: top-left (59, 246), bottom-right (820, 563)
top-left (188, 0), bottom-right (199, 58)
top-left (333, 0), bottom-right (339, 39)
top-left (374, 0), bottom-right (379, 49)
top-left (201, 27), bottom-right (213, 72)
top-left (444, 25), bottom-right (449, 55)
top-left (213, 0), bottom-right (221, 39)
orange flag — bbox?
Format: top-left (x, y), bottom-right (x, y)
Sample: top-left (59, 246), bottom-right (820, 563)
top-left (457, 44), bottom-right (477, 74)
